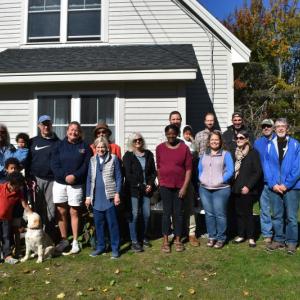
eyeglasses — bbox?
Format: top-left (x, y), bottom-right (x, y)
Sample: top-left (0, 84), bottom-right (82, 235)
top-left (133, 138), bottom-right (143, 143)
top-left (262, 124), bottom-right (272, 129)
top-left (236, 136), bottom-right (246, 140)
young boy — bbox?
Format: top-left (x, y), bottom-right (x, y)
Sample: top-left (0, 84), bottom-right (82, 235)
top-left (0, 172), bottom-right (31, 264)
top-left (5, 158), bottom-right (25, 258)
top-left (14, 133), bottom-right (29, 170)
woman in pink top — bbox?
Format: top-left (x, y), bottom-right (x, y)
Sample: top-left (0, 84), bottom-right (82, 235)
top-left (156, 124), bottom-right (192, 253)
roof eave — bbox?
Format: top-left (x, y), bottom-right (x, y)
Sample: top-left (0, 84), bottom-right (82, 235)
top-left (0, 69), bottom-right (198, 84)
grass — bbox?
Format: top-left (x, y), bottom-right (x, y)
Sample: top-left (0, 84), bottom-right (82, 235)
top-left (0, 235), bottom-right (300, 300)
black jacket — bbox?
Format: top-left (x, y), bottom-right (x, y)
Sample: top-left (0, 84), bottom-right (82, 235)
top-left (223, 125), bottom-right (255, 155)
top-left (123, 150), bottom-right (156, 198)
top-left (232, 148), bottom-right (263, 195)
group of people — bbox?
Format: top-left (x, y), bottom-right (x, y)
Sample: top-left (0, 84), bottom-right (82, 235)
top-left (0, 110), bottom-right (299, 264)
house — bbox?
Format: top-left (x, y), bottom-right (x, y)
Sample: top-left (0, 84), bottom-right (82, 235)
top-left (0, 0), bottom-right (250, 152)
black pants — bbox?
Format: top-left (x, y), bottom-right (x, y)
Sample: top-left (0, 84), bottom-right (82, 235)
top-left (160, 187), bottom-right (184, 237)
top-left (0, 220), bottom-right (12, 258)
top-left (233, 194), bottom-right (255, 239)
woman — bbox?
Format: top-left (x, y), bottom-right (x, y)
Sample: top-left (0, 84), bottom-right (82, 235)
top-left (85, 137), bottom-right (122, 259)
top-left (232, 130), bottom-right (262, 247)
top-left (51, 121), bottom-right (92, 254)
top-left (156, 124), bottom-right (192, 253)
top-left (198, 131), bottom-right (234, 249)
top-left (123, 133), bottom-right (156, 252)
top-left (90, 122), bottom-right (121, 160)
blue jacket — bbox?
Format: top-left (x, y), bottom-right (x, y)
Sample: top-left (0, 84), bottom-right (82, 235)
top-left (263, 136), bottom-right (300, 190)
top-left (51, 138), bottom-right (92, 185)
top-left (0, 145), bottom-right (16, 179)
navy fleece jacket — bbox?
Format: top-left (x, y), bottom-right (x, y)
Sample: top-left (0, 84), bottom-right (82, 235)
top-left (51, 137), bottom-right (92, 185)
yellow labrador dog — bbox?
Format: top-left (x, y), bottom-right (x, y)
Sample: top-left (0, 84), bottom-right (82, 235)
top-left (21, 212), bottom-right (55, 263)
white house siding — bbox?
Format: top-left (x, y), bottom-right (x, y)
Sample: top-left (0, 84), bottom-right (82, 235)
top-left (0, 1), bottom-right (22, 51)
top-left (108, 0), bottom-right (233, 132)
top-left (124, 82), bottom-right (184, 152)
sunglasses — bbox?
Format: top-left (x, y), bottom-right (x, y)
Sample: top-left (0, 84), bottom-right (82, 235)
top-left (133, 138), bottom-right (143, 143)
top-left (262, 124), bottom-right (272, 129)
top-left (236, 136), bottom-right (246, 140)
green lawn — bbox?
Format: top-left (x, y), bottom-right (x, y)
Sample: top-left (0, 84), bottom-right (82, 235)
top-left (0, 236), bottom-right (300, 300)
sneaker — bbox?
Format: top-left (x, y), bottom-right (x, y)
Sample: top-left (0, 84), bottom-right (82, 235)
top-left (143, 239), bottom-right (152, 248)
top-left (214, 241), bottom-right (225, 249)
top-left (206, 239), bottom-right (215, 248)
top-left (5, 256), bottom-right (19, 265)
top-left (89, 249), bottom-right (105, 257)
top-left (189, 235), bottom-right (200, 247)
top-left (266, 241), bottom-right (285, 252)
top-left (286, 244), bottom-right (297, 255)
top-left (248, 239), bottom-right (256, 248)
top-left (55, 239), bottom-right (70, 252)
top-left (232, 237), bottom-right (245, 244)
top-left (70, 240), bottom-right (80, 254)
top-left (131, 242), bottom-right (143, 253)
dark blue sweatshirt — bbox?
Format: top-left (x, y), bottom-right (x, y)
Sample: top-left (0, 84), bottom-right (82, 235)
top-left (28, 134), bottom-right (60, 180)
top-left (51, 137), bottom-right (92, 185)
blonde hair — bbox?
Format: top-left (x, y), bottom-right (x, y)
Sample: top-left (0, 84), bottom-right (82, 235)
top-left (127, 132), bottom-right (147, 152)
top-left (94, 136), bottom-right (109, 150)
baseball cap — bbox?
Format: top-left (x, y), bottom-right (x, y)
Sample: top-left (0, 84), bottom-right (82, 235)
top-left (38, 115), bottom-right (52, 124)
top-left (261, 119), bottom-right (274, 126)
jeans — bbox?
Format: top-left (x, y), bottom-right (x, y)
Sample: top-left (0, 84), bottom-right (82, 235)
top-left (233, 194), bottom-right (255, 239)
top-left (260, 185), bottom-right (273, 238)
top-left (128, 196), bottom-right (150, 243)
top-left (0, 220), bottom-right (11, 258)
top-left (199, 186), bottom-right (231, 242)
top-left (183, 183), bottom-right (196, 236)
top-left (93, 206), bottom-right (120, 255)
top-left (160, 187), bottom-right (184, 237)
top-left (270, 189), bottom-right (300, 246)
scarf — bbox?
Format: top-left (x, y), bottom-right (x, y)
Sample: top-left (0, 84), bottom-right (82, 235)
top-left (234, 144), bottom-right (250, 179)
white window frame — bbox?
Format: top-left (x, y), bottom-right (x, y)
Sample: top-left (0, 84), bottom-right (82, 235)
top-left (33, 90), bottom-right (121, 145)
top-left (22, 0), bottom-right (109, 45)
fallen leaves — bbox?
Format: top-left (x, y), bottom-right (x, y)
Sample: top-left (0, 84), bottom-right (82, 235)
top-left (115, 269), bottom-right (121, 274)
top-left (165, 286), bottom-right (174, 291)
top-left (56, 292), bottom-right (65, 299)
top-left (188, 288), bottom-right (196, 295)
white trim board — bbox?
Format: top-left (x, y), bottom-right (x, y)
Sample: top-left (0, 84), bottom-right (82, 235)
top-left (0, 69), bottom-right (197, 84)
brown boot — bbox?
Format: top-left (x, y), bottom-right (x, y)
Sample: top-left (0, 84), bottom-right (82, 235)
top-left (189, 235), bottom-right (200, 247)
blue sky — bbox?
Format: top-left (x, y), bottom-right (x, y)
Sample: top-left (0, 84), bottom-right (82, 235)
top-left (198, 0), bottom-right (264, 20)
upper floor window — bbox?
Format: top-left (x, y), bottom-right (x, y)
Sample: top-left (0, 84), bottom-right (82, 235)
top-left (28, 0), bottom-right (61, 42)
top-left (27, 0), bottom-right (101, 43)
top-left (68, 0), bottom-right (101, 41)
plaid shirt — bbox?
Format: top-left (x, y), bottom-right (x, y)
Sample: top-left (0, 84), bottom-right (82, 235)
top-left (195, 128), bottom-right (211, 156)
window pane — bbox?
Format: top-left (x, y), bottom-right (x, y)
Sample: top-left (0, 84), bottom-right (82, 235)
top-left (68, 11), bottom-right (100, 37)
top-left (86, 0), bottom-right (101, 8)
top-left (68, 0), bottom-right (83, 9)
top-left (53, 126), bottom-right (67, 140)
top-left (98, 96), bottom-right (114, 124)
top-left (80, 97), bottom-right (97, 124)
top-left (29, 0), bottom-right (44, 11)
top-left (28, 12), bottom-right (60, 39)
top-left (38, 96), bottom-right (54, 117)
top-left (54, 98), bottom-right (70, 125)
top-left (45, 0), bottom-right (60, 10)
top-left (81, 126), bottom-right (94, 144)
top-left (69, 0), bottom-right (100, 9)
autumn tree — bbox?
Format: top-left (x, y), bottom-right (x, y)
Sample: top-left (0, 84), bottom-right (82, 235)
top-left (224, 0), bottom-right (300, 137)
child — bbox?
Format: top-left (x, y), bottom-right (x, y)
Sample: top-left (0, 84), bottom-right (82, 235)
top-left (14, 133), bottom-right (30, 170)
top-left (182, 125), bottom-right (198, 154)
top-left (85, 137), bottom-right (122, 259)
top-left (0, 172), bottom-right (31, 264)
top-left (5, 158), bottom-right (25, 258)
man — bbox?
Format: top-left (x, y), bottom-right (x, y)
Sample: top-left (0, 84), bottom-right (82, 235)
top-left (27, 115), bottom-right (60, 243)
top-left (264, 118), bottom-right (300, 254)
top-left (223, 112), bottom-right (254, 154)
top-left (195, 112), bottom-right (215, 155)
top-left (254, 119), bottom-right (275, 243)
top-left (158, 111), bottom-right (183, 144)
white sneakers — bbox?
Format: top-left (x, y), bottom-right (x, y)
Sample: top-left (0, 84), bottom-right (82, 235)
top-left (70, 240), bottom-right (80, 254)
top-left (56, 239), bottom-right (80, 255)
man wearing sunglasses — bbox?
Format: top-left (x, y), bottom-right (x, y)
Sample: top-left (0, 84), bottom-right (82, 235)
top-left (254, 119), bottom-right (275, 244)
top-left (223, 112), bottom-right (255, 155)
top-left (263, 118), bottom-right (300, 255)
